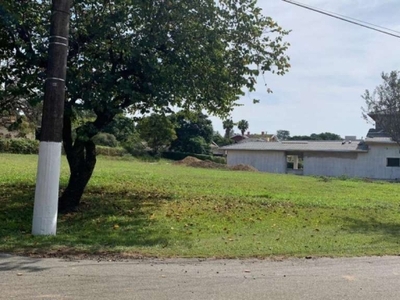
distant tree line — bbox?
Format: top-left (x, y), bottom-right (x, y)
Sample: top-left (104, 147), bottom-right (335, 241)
top-left (88, 111), bottom-right (242, 156)
top-left (276, 130), bottom-right (342, 141)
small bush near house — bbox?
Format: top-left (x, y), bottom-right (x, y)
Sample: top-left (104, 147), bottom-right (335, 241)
top-left (338, 175), bottom-right (350, 181)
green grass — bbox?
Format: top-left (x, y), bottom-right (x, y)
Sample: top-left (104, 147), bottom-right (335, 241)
top-left (1, 153), bottom-right (400, 258)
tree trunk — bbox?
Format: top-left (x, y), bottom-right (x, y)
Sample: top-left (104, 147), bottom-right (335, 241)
top-left (58, 139), bottom-right (97, 213)
top-left (58, 104), bottom-right (115, 213)
top-left (58, 106), bottom-right (97, 213)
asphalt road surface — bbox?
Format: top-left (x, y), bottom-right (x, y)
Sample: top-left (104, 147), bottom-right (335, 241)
top-left (1, 254), bottom-right (400, 300)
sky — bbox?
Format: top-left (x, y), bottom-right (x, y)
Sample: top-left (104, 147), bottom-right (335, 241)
top-left (210, 0), bottom-right (400, 139)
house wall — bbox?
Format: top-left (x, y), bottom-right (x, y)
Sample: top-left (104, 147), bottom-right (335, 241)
top-left (304, 144), bottom-right (400, 180)
top-left (356, 144), bottom-right (400, 179)
top-left (227, 143), bottom-right (400, 180)
top-left (226, 150), bottom-right (286, 173)
top-left (303, 152), bottom-right (360, 177)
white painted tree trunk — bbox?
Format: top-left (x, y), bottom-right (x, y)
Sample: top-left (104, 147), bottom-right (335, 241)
top-left (32, 142), bottom-right (62, 235)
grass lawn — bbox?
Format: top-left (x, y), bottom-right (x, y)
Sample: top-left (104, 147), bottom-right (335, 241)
top-left (1, 153), bottom-right (400, 258)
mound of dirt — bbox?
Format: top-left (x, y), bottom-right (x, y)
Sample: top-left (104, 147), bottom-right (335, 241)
top-left (188, 160), bottom-right (228, 170)
top-left (174, 156), bottom-right (257, 172)
top-left (229, 164), bottom-right (258, 172)
top-left (173, 156), bottom-right (227, 170)
top-left (173, 156), bottom-right (202, 165)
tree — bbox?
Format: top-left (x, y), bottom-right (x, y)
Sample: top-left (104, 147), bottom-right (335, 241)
top-left (103, 114), bottom-right (136, 143)
top-left (276, 130), bottom-right (290, 141)
top-left (362, 71), bottom-right (400, 143)
top-left (289, 132), bottom-right (342, 141)
top-left (92, 133), bottom-right (118, 147)
top-left (7, 115), bottom-right (36, 138)
top-left (212, 131), bottom-right (233, 147)
top-left (313, 132), bottom-right (342, 140)
top-left (223, 119), bottom-right (235, 138)
top-left (237, 119), bottom-right (249, 136)
top-left (169, 111), bottom-right (213, 154)
top-left (137, 114), bottom-right (176, 154)
top-left (1, 0), bottom-right (290, 211)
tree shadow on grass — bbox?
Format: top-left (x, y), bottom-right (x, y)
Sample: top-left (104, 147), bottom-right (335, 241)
top-left (340, 216), bottom-right (400, 244)
top-left (0, 183), bottom-right (185, 255)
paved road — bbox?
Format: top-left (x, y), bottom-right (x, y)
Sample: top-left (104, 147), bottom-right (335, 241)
top-left (1, 254), bottom-right (400, 299)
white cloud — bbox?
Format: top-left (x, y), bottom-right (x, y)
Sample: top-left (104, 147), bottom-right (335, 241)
top-left (212, 0), bottom-right (400, 139)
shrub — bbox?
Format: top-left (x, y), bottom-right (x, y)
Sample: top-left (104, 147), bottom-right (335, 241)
top-left (121, 133), bottom-right (148, 156)
top-left (338, 175), bottom-right (350, 181)
top-left (0, 138), bottom-right (129, 157)
top-left (92, 133), bottom-right (118, 147)
top-left (0, 138), bottom-right (39, 154)
top-left (96, 146), bottom-right (128, 156)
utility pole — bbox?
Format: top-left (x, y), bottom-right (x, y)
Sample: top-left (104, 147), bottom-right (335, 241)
top-left (32, 0), bottom-right (71, 235)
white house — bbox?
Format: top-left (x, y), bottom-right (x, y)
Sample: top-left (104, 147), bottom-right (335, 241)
top-left (221, 130), bottom-right (400, 180)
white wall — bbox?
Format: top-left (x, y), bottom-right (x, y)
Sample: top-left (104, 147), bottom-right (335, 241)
top-left (227, 150), bottom-right (286, 173)
top-left (304, 144), bottom-right (400, 180)
top-left (303, 152), bottom-right (359, 177)
top-left (356, 143), bottom-right (400, 179)
top-left (227, 143), bottom-right (400, 180)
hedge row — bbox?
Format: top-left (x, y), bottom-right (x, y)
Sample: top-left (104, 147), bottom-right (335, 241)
top-left (0, 139), bottom-right (225, 164)
top-left (0, 138), bottom-right (39, 154)
top-left (96, 146), bottom-right (128, 156)
top-left (161, 151), bottom-right (226, 164)
top-left (0, 138), bottom-right (128, 157)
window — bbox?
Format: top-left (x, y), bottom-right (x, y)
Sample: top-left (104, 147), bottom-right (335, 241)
top-left (387, 158), bottom-right (400, 167)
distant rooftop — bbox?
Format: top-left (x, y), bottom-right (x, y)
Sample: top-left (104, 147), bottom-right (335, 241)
top-left (365, 137), bottom-right (395, 144)
top-left (221, 140), bottom-right (368, 153)
top-left (366, 128), bottom-right (391, 138)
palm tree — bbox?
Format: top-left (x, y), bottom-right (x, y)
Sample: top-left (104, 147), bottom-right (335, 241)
top-left (222, 119), bottom-right (235, 139)
top-left (237, 119), bottom-right (249, 136)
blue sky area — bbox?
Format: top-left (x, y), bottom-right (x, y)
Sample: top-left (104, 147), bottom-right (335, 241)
top-left (211, 0), bottom-right (400, 139)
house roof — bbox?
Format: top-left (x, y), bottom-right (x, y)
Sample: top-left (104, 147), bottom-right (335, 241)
top-left (365, 128), bottom-right (399, 144)
top-left (366, 128), bottom-right (392, 138)
top-left (365, 137), bottom-right (395, 144)
top-left (221, 140), bottom-right (369, 153)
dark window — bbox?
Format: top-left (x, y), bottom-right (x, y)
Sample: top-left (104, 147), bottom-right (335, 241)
top-left (387, 158), bottom-right (400, 167)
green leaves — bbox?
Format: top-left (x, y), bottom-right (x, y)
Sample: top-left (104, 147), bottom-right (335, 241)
top-left (362, 71), bottom-right (400, 144)
top-left (237, 119), bottom-right (249, 136)
top-left (136, 114), bottom-right (177, 154)
top-left (1, 0), bottom-right (290, 119)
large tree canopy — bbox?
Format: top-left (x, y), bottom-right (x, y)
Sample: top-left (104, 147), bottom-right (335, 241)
top-left (362, 71), bottom-right (400, 143)
top-left (0, 0), bottom-right (290, 211)
top-left (276, 129), bottom-right (290, 141)
top-left (169, 111), bottom-right (214, 155)
top-left (137, 113), bottom-right (176, 154)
